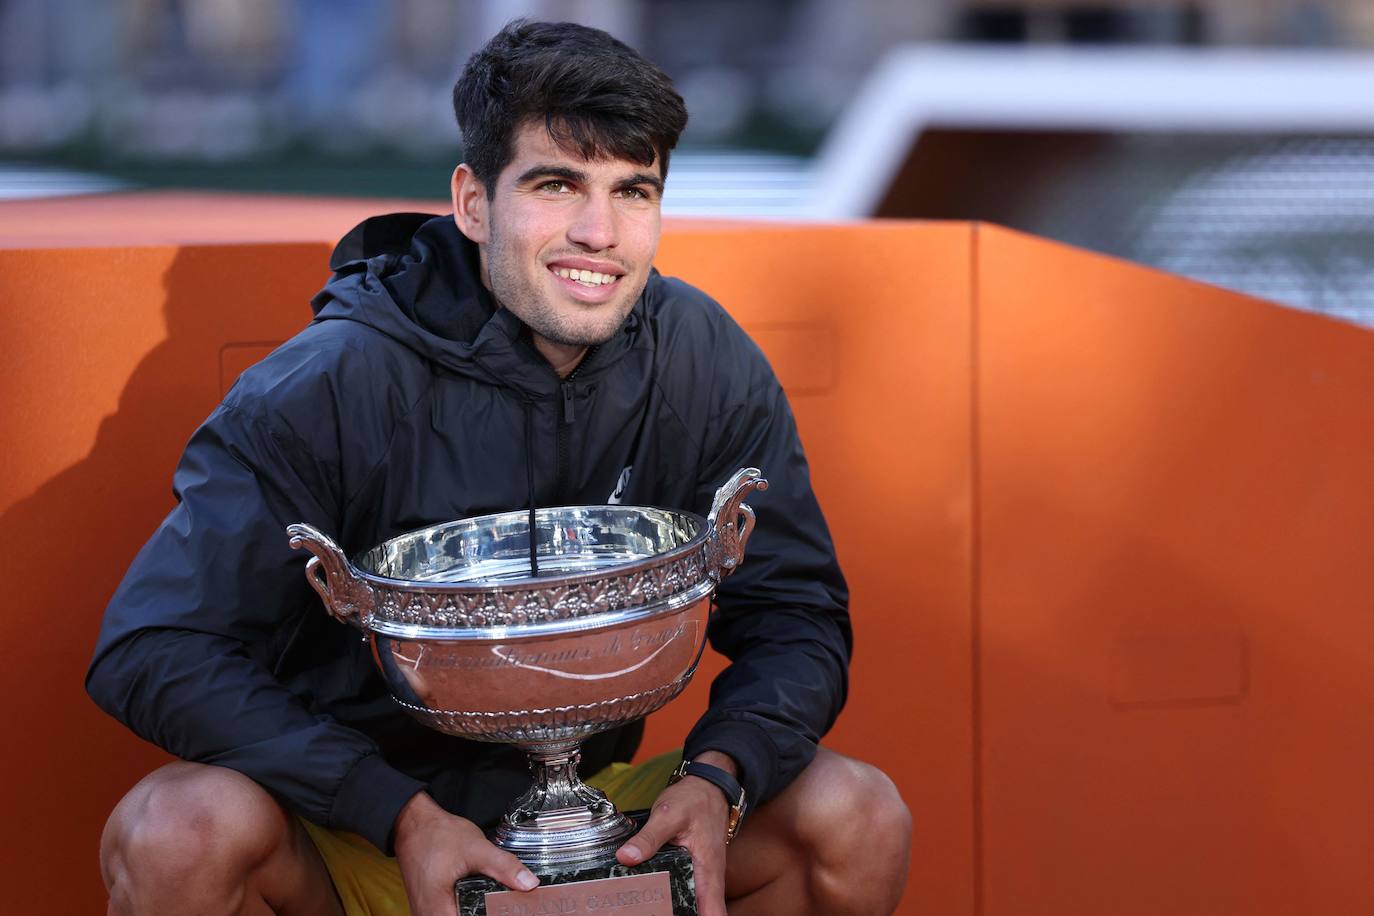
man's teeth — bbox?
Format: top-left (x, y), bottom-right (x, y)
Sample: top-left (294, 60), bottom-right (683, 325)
top-left (554, 267), bottom-right (617, 286)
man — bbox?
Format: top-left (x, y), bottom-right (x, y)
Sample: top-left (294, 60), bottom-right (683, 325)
top-left (88, 20), bottom-right (911, 916)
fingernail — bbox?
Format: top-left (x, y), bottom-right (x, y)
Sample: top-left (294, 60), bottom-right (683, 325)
top-left (516, 870), bottom-right (539, 891)
top-left (621, 843), bottom-right (641, 862)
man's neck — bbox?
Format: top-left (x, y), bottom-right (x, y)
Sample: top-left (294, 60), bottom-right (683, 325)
top-left (532, 332), bottom-right (588, 379)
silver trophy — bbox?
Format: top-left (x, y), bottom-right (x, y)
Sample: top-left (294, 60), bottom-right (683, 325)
top-left (287, 468), bottom-right (766, 903)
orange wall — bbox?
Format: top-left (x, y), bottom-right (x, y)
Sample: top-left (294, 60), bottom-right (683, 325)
top-left (2, 199), bottom-right (1371, 914)
top-left (0, 243), bottom-right (335, 916)
top-left (647, 224), bottom-right (977, 916)
top-left (975, 225), bottom-right (1374, 914)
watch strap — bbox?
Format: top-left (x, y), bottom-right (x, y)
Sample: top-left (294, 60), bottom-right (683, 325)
top-left (668, 759), bottom-right (747, 843)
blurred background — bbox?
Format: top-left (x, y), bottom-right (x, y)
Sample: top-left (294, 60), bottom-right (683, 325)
top-left (4, 0), bottom-right (1374, 325)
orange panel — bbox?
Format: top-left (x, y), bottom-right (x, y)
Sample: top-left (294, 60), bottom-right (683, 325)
top-left (975, 224), bottom-right (1374, 915)
top-left (650, 223), bottom-right (977, 916)
top-left (0, 211), bottom-right (977, 915)
top-left (0, 242), bottom-right (331, 914)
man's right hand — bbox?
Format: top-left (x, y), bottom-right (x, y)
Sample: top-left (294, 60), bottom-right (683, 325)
top-left (393, 791), bottom-right (539, 916)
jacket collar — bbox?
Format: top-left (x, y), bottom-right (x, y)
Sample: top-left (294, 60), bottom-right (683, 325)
top-left (321, 213), bottom-right (643, 398)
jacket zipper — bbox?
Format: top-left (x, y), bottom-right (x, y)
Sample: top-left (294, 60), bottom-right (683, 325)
top-left (553, 347), bottom-right (594, 501)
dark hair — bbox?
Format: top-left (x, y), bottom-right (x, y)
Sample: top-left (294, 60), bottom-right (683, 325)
top-left (453, 20), bottom-right (688, 194)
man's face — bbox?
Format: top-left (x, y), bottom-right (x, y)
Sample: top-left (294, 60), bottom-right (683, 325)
top-left (459, 122), bottom-right (664, 353)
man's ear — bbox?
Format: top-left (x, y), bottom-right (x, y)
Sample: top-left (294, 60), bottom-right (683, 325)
top-left (452, 164), bottom-right (489, 244)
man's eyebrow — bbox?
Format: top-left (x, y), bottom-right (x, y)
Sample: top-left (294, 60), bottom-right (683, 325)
top-left (617, 172), bottom-right (665, 195)
top-left (514, 164), bottom-right (588, 186)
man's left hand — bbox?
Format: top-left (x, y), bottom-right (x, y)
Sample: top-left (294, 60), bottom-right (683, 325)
top-left (614, 751), bottom-right (737, 916)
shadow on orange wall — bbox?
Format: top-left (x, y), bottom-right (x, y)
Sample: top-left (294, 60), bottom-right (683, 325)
top-left (0, 245), bottom-right (324, 914)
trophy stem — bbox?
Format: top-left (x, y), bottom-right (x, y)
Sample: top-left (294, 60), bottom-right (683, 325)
top-left (489, 740), bottom-right (636, 870)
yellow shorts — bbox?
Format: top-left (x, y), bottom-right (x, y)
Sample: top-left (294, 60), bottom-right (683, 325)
top-left (300, 749), bottom-right (683, 916)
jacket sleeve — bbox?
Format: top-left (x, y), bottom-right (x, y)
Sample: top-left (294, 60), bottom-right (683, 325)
top-left (682, 367), bottom-right (852, 809)
top-left (85, 403), bottom-right (425, 852)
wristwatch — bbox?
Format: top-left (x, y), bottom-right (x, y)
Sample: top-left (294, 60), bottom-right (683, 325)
top-left (668, 759), bottom-right (748, 844)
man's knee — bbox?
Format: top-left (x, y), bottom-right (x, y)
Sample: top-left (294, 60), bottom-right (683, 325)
top-left (794, 751), bottom-right (912, 865)
top-left (102, 762), bottom-right (289, 894)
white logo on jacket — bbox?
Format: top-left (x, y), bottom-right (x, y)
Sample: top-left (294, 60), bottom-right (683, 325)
top-left (608, 465), bottom-right (633, 504)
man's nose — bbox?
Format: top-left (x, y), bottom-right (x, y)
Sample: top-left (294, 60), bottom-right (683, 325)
top-left (567, 194), bottom-right (618, 251)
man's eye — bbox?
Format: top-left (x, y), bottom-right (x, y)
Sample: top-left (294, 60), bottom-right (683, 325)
top-left (538, 180), bottom-right (571, 193)
top-left (617, 187), bottom-right (649, 200)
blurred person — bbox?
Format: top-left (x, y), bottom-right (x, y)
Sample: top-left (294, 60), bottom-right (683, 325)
top-left (277, 0), bottom-right (389, 144)
top-left (87, 18), bottom-right (911, 916)
top-left (0, 0), bottom-right (119, 86)
top-left (0, 0), bottom-right (118, 150)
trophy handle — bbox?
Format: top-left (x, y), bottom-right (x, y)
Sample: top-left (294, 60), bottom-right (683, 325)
top-left (287, 523), bottom-right (375, 627)
top-left (706, 467), bottom-right (769, 581)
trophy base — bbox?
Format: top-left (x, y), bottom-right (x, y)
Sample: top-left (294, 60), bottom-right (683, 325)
top-left (455, 826), bottom-right (696, 915)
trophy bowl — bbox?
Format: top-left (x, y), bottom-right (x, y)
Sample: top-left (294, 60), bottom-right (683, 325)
top-left (287, 468), bottom-right (767, 869)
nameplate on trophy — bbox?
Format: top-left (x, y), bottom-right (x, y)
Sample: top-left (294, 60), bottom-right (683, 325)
top-left (484, 871), bottom-right (672, 915)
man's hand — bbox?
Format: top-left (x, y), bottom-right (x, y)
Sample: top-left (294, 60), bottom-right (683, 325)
top-left (615, 752), bottom-right (736, 916)
top-left (393, 791), bottom-right (539, 916)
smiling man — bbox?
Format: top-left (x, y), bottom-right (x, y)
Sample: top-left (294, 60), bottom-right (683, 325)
top-left (88, 20), bottom-right (911, 916)
top-left (457, 121), bottom-right (660, 377)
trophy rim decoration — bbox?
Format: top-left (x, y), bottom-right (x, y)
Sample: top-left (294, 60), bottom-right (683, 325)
top-left (287, 469), bottom-right (766, 640)
top-left (286, 468), bottom-right (768, 871)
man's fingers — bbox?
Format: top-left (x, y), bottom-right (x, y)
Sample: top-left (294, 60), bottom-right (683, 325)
top-left (410, 884), bottom-right (457, 916)
top-left (616, 801), bottom-right (685, 865)
top-left (476, 846), bottom-right (541, 892)
top-left (611, 790), bottom-right (728, 915)
top-left (686, 839), bottom-right (728, 916)
top-left (407, 874), bottom-right (460, 916)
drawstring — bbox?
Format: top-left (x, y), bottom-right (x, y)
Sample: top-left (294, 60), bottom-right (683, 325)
top-left (523, 400), bottom-right (540, 577)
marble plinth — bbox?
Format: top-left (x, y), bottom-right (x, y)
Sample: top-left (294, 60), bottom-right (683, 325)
top-left (456, 841), bottom-right (695, 915)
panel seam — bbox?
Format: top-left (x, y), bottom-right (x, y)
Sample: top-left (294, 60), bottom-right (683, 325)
top-left (969, 221), bottom-right (985, 916)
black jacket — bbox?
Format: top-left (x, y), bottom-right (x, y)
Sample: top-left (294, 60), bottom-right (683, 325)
top-left (87, 214), bottom-right (850, 852)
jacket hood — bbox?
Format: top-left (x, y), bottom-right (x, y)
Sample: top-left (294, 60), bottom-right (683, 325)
top-left (311, 212), bottom-right (639, 397)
